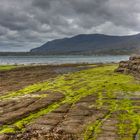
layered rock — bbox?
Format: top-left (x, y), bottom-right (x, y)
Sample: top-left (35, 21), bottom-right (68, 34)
top-left (116, 55), bottom-right (140, 75)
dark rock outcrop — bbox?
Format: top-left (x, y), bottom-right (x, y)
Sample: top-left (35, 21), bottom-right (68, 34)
top-left (116, 55), bottom-right (140, 75)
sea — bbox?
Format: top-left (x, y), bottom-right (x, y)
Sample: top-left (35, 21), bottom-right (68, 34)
top-left (0, 55), bottom-right (129, 65)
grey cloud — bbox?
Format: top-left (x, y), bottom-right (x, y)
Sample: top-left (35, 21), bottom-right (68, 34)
top-left (0, 0), bottom-right (140, 51)
top-left (32, 0), bottom-right (51, 9)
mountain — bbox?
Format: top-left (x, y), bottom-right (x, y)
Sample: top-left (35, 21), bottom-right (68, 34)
top-left (30, 33), bottom-right (140, 55)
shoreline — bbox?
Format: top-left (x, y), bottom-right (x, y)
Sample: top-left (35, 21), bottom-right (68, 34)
top-left (0, 61), bottom-right (118, 67)
top-left (0, 54), bottom-right (129, 65)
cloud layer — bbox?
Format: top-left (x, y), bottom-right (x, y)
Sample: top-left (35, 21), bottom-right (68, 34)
top-left (0, 0), bottom-right (140, 51)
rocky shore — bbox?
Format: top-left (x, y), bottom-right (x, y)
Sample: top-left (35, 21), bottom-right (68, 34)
top-left (116, 55), bottom-right (140, 76)
top-left (1, 63), bottom-right (140, 140)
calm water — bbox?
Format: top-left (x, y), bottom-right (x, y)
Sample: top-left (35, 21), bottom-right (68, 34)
top-left (0, 55), bottom-right (129, 65)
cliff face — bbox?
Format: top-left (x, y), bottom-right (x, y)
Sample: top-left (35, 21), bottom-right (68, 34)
top-left (116, 55), bottom-right (140, 75)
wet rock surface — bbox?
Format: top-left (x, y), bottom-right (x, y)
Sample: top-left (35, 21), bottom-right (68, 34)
top-left (0, 64), bottom-right (140, 140)
top-left (0, 64), bottom-right (93, 95)
top-left (2, 95), bottom-right (109, 140)
top-left (2, 94), bottom-right (138, 140)
top-left (116, 55), bottom-right (140, 77)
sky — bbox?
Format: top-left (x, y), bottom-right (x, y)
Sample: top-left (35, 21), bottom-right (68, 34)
top-left (0, 0), bottom-right (140, 52)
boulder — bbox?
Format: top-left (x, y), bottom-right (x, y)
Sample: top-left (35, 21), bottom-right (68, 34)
top-left (116, 55), bottom-right (140, 75)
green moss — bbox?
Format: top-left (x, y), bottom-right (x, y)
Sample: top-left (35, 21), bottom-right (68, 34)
top-left (2, 64), bottom-right (140, 100)
top-left (84, 95), bottom-right (140, 140)
top-left (84, 112), bottom-right (111, 140)
top-left (0, 101), bottom-right (62, 134)
top-left (0, 65), bottom-right (17, 71)
top-left (0, 127), bottom-right (16, 134)
top-left (114, 98), bottom-right (140, 138)
top-left (1, 64), bottom-right (140, 137)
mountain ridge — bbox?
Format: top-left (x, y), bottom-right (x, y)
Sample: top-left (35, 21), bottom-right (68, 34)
top-left (30, 33), bottom-right (140, 55)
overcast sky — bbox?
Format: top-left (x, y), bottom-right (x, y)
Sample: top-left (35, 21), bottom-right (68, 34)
top-left (0, 0), bottom-right (140, 52)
